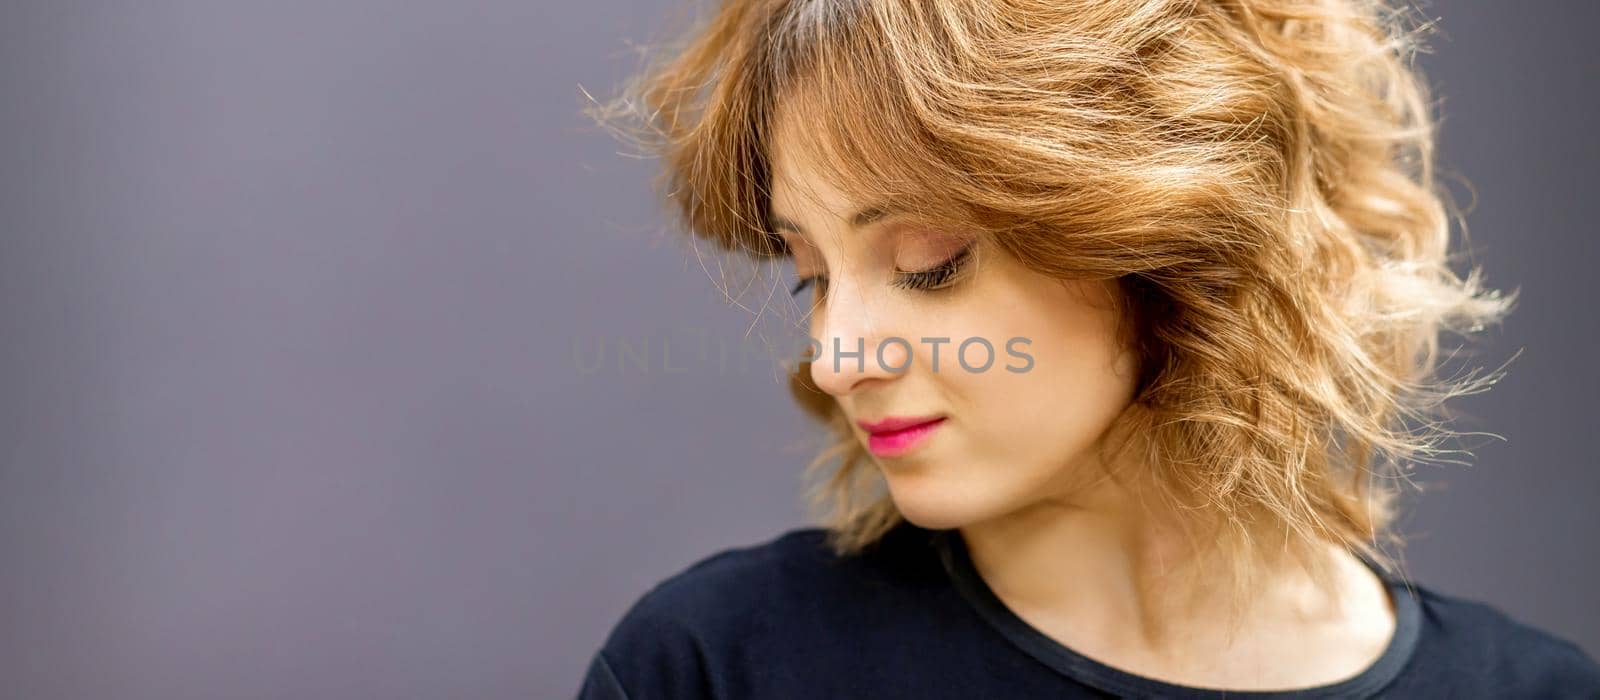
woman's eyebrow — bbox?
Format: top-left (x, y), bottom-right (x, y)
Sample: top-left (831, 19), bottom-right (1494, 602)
top-left (769, 204), bottom-right (896, 236)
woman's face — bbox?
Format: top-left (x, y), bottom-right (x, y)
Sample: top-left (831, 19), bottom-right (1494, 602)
top-left (769, 126), bottom-right (1143, 530)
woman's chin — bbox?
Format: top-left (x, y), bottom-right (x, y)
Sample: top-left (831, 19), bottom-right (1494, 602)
top-left (883, 474), bottom-right (999, 532)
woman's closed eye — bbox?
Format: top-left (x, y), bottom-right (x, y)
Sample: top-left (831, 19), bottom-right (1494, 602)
top-left (789, 242), bottom-right (975, 298)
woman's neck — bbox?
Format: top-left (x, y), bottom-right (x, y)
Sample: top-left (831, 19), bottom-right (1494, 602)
top-left (956, 476), bottom-right (1397, 690)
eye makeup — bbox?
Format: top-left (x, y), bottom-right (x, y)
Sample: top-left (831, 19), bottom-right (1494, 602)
top-left (892, 241), bottom-right (974, 292)
top-left (787, 240), bottom-right (976, 298)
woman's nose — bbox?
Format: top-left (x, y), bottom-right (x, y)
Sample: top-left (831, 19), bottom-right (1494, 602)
top-left (807, 284), bottom-right (910, 397)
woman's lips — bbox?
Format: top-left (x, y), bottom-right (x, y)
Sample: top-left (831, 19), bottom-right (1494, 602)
top-left (858, 417), bottom-right (947, 457)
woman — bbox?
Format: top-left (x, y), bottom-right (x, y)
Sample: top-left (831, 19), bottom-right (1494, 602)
top-left (577, 0), bottom-right (1600, 697)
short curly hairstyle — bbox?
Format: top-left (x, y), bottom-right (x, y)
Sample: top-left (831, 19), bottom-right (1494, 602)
top-left (586, 0), bottom-right (1517, 608)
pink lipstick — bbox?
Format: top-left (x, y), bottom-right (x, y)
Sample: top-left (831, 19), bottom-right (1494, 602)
top-left (856, 416), bottom-right (947, 457)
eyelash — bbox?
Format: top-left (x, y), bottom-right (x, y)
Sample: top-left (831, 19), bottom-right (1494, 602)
top-left (788, 243), bottom-right (974, 298)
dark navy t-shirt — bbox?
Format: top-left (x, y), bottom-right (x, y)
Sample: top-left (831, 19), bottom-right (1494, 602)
top-left (575, 521), bottom-right (1600, 698)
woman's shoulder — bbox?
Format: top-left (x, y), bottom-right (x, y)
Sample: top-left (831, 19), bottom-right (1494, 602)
top-left (615, 526), bottom-right (838, 623)
top-left (1396, 579), bottom-right (1600, 695)
top-left (577, 523), bottom-right (948, 699)
top-left (603, 521), bottom-right (941, 635)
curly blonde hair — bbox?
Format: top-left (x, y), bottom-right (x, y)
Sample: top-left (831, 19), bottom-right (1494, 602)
top-left (586, 0), bottom-right (1517, 606)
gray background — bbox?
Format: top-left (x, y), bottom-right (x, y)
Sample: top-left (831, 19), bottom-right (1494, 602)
top-left (0, 2), bottom-right (1593, 698)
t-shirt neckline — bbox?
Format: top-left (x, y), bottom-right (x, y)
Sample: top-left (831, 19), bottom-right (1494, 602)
top-left (929, 527), bottom-right (1422, 699)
